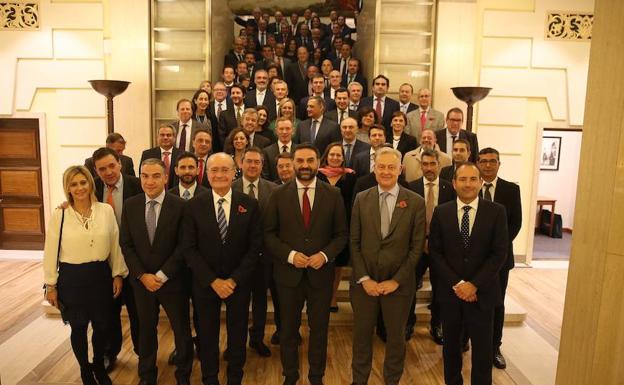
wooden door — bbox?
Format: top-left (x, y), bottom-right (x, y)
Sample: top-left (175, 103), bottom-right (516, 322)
top-left (0, 119), bottom-right (45, 250)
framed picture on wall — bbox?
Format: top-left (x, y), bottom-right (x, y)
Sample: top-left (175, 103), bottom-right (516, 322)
top-left (541, 136), bottom-right (562, 171)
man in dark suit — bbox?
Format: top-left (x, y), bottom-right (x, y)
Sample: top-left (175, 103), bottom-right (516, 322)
top-left (244, 70), bottom-right (277, 121)
top-left (398, 83), bottom-right (418, 114)
top-left (332, 41), bottom-right (352, 76)
top-left (224, 37), bottom-right (247, 67)
top-left (241, 108), bottom-right (271, 149)
top-left (234, 6), bottom-right (261, 29)
top-left (169, 151), bottom-right (209, 199)
top-left (233, 148), bottom-right (278, 357)
top-left (348, 81), bottom-right (364, 112)
top-left (350, 147), bottom-right (425, 385)
top-left (264, 144), bottom-right (348, 385)
top-left (91, 147), bottom-right (143, 371)
top-left (310, 28), bottom-right (330, 54)
top-left (275, 152), bottom-right (295, 185)
top-left (140, 125), bottom-right (179, 188)
top-left (218, 84), bottom-right (245, 146)
top-left (477, 147), bottom-right (522, 370)
top-left (295, 24), bottom-right (313, 51)
top-left (359, 75), bottom-right (400, 137)
top-left (85, 132), bottom-right (135, 178)
top-left (263, 117), bottom-right (294, 182)
top-left (120, 158), bottom-right (193, 385)
top-left (341, 58), bottom-right (368, 98)
top-left (209, 83), bottom-right (232, 151)
top-left (390, 111), bottom-right (418, 158)
top-left (171, 98), bottom-right (212, 153)
top-left (325, 88), bottom-right (357, 125)
top-left (352, 125), bottom-right (386, 177)
top-left (406, 149), bottom-right (455, 344)
top-left (429, 162), bottom-right (509, 385)
top-left (192, 129), bottom-right (213, 189)
top-left (294, 96), bottom-right (341, 156)
top-left (284, 46), bottom-right (311, 104)
top-left (439, 139), bottom-right (472, 182)
top-left (339, 117), bottom-right (370, 168)
top-left (184, 153), bottom-right (262, 385)
top-left (298, 75), bottom-right (337, 120)
top-left (268, 11), bottom-right (284, 35)
top-left (436, 107), bottom-right (479, 163)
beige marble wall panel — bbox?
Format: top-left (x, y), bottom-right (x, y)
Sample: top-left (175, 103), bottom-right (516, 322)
top-left (478, 97), bottom-right (527, 125)
top-left (57, 118), bottom-right (107, 146)
top-left (378, 34), bottom-right (431, 64)
top-left (155, 31), bottom-right (206, 58)
top-left (211, 0), bottom-right (234, 83)
top-left (14, 60), bottom-right (105, 111)
top-left (380, 64), bottom-right (430, 94)
top-left (52, 30), bottom-right (103, 59)
top-left (480, 67), bottom-right (567, 120)
top-left (42, 1), bottom-right (103, 29)
top-left (155, 61), bottom-right (206, 89)
top-left (155, 91), bottom-right (193, 120)
top-left (353, 0), bottom-right (377, 83)
top-left (477, 125), bottom-right (526, 155)
top-left (379, 3), bottom-right (432, 31)
top-left (56, 90), bottom-right (105, 117)
top-left (155, 1), bottom-right (205, 29)
top-left (482, 37), bottom-right (531, 67)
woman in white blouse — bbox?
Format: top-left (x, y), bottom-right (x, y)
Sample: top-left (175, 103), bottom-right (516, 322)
top-left (43, 165), bottom-right (128, 385)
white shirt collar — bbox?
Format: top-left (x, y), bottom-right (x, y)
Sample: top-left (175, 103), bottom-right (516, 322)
top-left (145, 189), bottom-right (166, 205)
top-left (483, 176), bottom-right (498, 188)
top-left (377, 182), bottom-right (400, 197)
top-left (160, 147), bottom-right (173, 154)
top-left (424, 176), bottom-right (439, 187)
top-left (179, 181), bottom-right (197, 197)
top-left (457, 196), bottom-right (479, 212)
top-left (243, 176), bottom-right (259, 189)
top-left (296, 177), bottom-right (317, 190)
top-left (212, 188), bottom-right (233, 204)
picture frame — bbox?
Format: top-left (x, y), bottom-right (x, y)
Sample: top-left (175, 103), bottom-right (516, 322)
top-left (540, 136), bottom-right (562, 171)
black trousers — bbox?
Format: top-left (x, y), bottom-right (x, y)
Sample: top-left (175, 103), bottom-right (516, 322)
top-left (493, 267), bottom-right (510, 348)
top-left (193, 282), bottom-right (251, 385)
top-left (107, 276), bottom-right (140, 357)
top-left (248, 263), bottom-right (272, 342)
top-left (441, 299), bottom-right (494, 385)
top-left (133, 279), bottom-right (193, 384)
top-left (277, 272), bottom-right (332, 382)
top-left (406, 252), bottom-right (441, 329)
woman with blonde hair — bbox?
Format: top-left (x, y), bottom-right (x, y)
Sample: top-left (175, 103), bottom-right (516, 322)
top-left (43, 165), bottom-right (128, 385)
top-left (268, 97), bottom-right (299, 138)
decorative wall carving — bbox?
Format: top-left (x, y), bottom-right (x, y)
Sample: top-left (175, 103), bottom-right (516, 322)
top-left (0, 1), bottom-right (39, 30)
top-left (546, 11), bottom-right (593, 40)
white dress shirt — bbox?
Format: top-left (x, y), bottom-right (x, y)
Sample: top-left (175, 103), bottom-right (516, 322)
top-left (369, 147), bottom-right (376, 172)
top-left (446, 128), bottom-right (458, 155)
top-left (212, 188), bottom-right (232, 225)
top-left (256, 89), bottom-right (266, 105)
top-left (179, 181), bottom-right (198, 198)
top-left (278, 141), bottom-right (293, 153)
top-left (456, 197), bottom-right (479, 236)
top-left (43, 203), bottom-right (128, 285)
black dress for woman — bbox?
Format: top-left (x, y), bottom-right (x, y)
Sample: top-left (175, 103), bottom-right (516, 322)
top-left (318, 172), bottom-right (356, 266)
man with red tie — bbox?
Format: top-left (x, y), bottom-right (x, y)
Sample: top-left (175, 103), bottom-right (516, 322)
top-left (405, 88), bottom-right (445, 138)
top-left (192, 129), bottom-right (213, 189)
top-left (140, 125), bottom-right (179, 189)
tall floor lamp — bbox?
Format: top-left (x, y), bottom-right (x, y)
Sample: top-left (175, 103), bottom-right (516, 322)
top-left (88, 80), bottom-right (131, 134)
top-left (451, 87), bottom-right (491, 133)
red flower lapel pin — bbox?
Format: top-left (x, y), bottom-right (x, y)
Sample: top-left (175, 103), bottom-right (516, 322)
top-left (397, 200), bottom-right (408, 208)
top-left (238, 205), bottom-right (247, 213)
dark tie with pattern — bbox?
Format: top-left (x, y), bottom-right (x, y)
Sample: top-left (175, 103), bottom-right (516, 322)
top-left (248, 183), bottom-right (256, 200)
top-left (484, 183), bottom-right (493, 201)
top-left (146, 200), bottom-right (157, 244)
top-left (302, 187), bottom-right (311, 230)
top-left (461, 206), bottom-right (471, 249)
top-left (179, 123), bottom-right (187, 151)
top-left (217, 198), bottom-right (227, 242)
top-left (344, 143), bottom-right (352, 167)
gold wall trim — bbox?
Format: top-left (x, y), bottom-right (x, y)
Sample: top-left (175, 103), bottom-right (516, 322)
top-left (545, 11), bottom-right (593, 41)
top-left (0, 1), bottom-right (39, 30)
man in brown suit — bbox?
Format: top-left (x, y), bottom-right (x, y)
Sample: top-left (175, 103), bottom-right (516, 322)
top-left (350, 147), bottom-right (426, 385)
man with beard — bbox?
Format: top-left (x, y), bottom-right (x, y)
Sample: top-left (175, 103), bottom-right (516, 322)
top-left (169, 151), bottom-right (209, 199)
top-left (402, 129), bottom-right (452, 183)
top-left (264, 144), bottom-right (348, 385)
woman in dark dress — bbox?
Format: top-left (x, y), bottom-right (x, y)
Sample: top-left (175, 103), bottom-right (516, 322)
top-left (318, 142), bottom-right (356, 312)
top-left (223, 127), bottom-right (250, 179)
top-left (255, 105), bottom-right (277, 143)
top-left (191, 89), bottom-right (211, 126)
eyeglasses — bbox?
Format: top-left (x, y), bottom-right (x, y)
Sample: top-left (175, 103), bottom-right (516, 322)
top-left (478, 159), bottom-right (499, 165)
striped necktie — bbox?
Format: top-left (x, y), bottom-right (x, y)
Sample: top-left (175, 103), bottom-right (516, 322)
top-left (217, 198), bottom-right (227, 242)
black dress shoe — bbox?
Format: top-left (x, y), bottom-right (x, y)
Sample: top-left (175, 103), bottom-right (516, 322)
top-left (309, 378), bottom-right (324, 385)
top-left (462, 341), bottom-right (470, 352)
top-left (430, 325), bottom-right (444, 345)
top-left (102, 355), bottom-right (116, 373)
top-left (249, 340), bottom-right (271, 357)
top-left (329, 306), bottom-right (339, 313)
top-left (493, 347), bottom-right (507, 369)
top-left (270, 331), bottom-right (280, 345)
top-left (92, 362), bottom-right (112, 385)
top-left (168, 349), bottom-right (177, 365)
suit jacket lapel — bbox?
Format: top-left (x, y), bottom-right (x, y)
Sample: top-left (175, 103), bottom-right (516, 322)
top-left (205, 191), bottom-right (221, 244)
top-left (289, 182), bottom-right (306, 230)
top-left (369, 188), bottom-right (382, 240)
top-left (469, 198), bottom-right (487, 248)
top-left (387, 187), bottom-right (407, 236)
top-left (136, 194), bottom-right (152, 248)
top-left (151, 194), bottom-right (173, 247)
top-left (309, 179), bottom-right (323, 230)
top-left (225, 192), bottom-right (240, 243)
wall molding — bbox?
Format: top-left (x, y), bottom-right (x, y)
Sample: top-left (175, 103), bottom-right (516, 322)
top-left (0, 1), bottom-right (39, 30)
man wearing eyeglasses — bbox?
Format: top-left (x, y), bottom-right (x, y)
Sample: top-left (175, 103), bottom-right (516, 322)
top-left (476, 147), bottom-right (522, 371)
top-left (435, 108), bottom-right (479, 163)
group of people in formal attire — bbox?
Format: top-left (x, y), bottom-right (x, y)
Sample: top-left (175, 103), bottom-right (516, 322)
top-left (42, 7), bottom-right (523, 385)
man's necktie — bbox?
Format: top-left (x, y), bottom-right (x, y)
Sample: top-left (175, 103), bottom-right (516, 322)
top-left (339, 109), bottom-right (345, 124)
top-left (420, 111), bottom-right (427, 130)
top-left (349, 74), bottom-right (354, 84)
top-left (484, 183), bottom-right (493, 201)
top-left (179, 124), bottom-right (187, 151)
top-left (217, 103), bottom-right (223, 118)
top-left (302, 187), bottom-right (311, 230)
top-left (182, 189), bottom-right (191, 200)
top-left (261, 32), bottom-right (265, 45)
top-left (236, 106), bottom-right (242, 124)
top-left (248, 183), bottom-right (256, 200)
top-left (375, 98), bottom-right (382, 120)
top-left (106, 185), bottom-right (116, 211)
top-left (146, 200), bottom-right (157, 245)
top-left (380, 191), bottom-right (390, 238)
top-left (344, 143), bottom-right (352, 167)
top-left (451, 135), bottom-right (457, 143)
top-left (163, 151), bottom-right (171, 185)
top-left (282, 145), bottom-right (288, 153)
top-left (197, 159), bottom-right (205, 185)
top-left (426, 182), bottom-right (435, 234)
top-left (461, 206), bottom-right (471, 248)
top-left (310, 120), bottom-right (318, 140)
top-left (217, 198), bottom-right (227, 242)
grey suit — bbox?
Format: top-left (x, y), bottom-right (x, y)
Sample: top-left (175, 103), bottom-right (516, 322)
top-left (350, 185), bottom-right (425, 385)
top-left (405, 108), bottom-right (445, 138)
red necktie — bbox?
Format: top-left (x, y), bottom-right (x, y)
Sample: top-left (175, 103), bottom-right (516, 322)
top-left (163, 151), bottom-right (171, 176)
top-left (420, 110), bottom-right (427, 129)
top-left (375, 98), bottom-right (382, 120)
top-left (302, 187), bottom-right (311, 230)
top-left (197, 158), bottom-right (204, 185)
top-left (106, 185), bottom-right (116, 210)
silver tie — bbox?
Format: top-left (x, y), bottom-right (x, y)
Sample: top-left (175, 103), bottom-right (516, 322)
top-left (146, 200), bottom-right (157, 244)
top-left (380, 191), bottom-right (390, 238)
